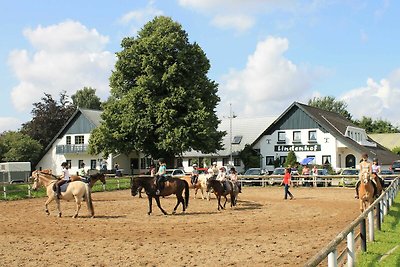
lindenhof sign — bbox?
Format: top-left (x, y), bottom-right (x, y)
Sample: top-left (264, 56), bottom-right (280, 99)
top-left (274, 144), bottom-right (321, 152)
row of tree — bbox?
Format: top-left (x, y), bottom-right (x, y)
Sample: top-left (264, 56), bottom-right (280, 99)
top-left (1, 16), bottom-right (399, 168)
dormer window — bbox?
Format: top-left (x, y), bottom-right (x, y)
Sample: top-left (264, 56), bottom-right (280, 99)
top-left (232, 135), bottom-right (242, 144)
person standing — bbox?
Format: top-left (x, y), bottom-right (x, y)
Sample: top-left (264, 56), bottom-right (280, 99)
top-left (280, 168), bottom-right (294, 200)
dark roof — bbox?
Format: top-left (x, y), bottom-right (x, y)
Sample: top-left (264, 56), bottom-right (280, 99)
top-left (253, 102), bottom-right (399, 165)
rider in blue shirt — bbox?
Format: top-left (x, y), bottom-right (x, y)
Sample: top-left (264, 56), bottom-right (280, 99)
top-left (155, 158), bottom-right (167, 195)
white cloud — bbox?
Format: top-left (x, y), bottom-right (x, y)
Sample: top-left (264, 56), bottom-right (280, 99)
top-left (218, 36), bottom-right (318, 117)
top-left (8, 20), bottom-right (116, 112)
top-left (211, 15), bottom-right (255, 33)
top-left (340, 72), bottom-right (400, 126)
top-left (0, 117), bottom-right (22, 133)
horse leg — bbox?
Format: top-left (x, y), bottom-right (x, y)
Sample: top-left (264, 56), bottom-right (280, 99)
top-left (173, 194), bottom-right (185, 214)
top-left (194, 188), bottom-right (197, 199)
top-left (223, 195), bottom-right (228, 209)
top-left (56, 198), bottom-right (62, 217)
top-left (73, 196), bottom-right (82, 218)
top-left (147, 196), bottom-right (153, 215)
top-left (217, 195), bottom-right (222, 210)
top-left (44, 197), bottom-right (53, 215)
top-left (155, 196), bottom-right (168, 215)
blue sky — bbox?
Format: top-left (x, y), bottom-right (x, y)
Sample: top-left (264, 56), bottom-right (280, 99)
top-left (1, 0), bottom-right (400, 133)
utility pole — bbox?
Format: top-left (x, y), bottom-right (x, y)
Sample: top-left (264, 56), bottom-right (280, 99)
top-left (229, 103), bottom-right (236, 166)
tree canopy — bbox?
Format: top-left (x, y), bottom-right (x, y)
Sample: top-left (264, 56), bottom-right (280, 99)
top-left (308, 96), bottom-right (352, 120)
top-left (0, 131), bottom-right (42, 162)
top-left (21, 92), bottom-right (75, 148)
top-left (71, 87), bottom-right (102, 110)
top-left (354, 116), bottom-right (399, 133)
top-left (89, 16), bottom-right (225, 160)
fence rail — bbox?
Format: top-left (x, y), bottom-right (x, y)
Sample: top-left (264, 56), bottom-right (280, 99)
top-left (304, 177), bottom-right (399, 267)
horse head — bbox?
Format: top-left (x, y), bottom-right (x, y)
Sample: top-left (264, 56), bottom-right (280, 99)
top-left (31, 171), bottom-right (41, 191)
top-left (92, 172), bottom-right (106, 185)
top-left (130, 177), bottom-right (140, 196)
top-left (361, 172), bottom-right (370, 184)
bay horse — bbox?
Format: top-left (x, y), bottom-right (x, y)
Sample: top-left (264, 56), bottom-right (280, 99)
top-left (371, 173), bottom-right (383, 197)
top-left (39, 169), bottom-right (106, 188)
top-left (358, 172), bottom-right (375, 212)
top-left (206, 179), bottom-right (236, 210)
top-left (31, 170), bottom-right (94, 218)
top-left (130, 176), bottom-right (189, 215)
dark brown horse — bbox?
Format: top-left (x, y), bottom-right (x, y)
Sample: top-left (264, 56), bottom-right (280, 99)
top-left (131, 176), bottom-right (189, 215)
top-left (71, 172), bottom-right (106, 188)
top-left (206, 179), bottom-right (236, 210)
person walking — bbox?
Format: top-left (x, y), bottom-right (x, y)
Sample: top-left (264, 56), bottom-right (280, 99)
top-left (280, 168), bottom-right (294, 200)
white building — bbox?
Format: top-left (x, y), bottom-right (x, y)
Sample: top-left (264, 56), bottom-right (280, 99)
top-left (252, 102), bottom-right (399, 172)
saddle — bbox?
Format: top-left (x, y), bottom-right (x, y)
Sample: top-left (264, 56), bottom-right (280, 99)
top-left (52, 181), bottom-right (71, 193)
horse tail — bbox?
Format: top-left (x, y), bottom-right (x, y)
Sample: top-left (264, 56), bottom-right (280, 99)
top-left (183, 179), bottom-right (189, 209)
top-left (85, 183), bottom-right (95, 218)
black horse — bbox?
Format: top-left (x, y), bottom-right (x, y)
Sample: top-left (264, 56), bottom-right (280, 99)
top-left (206, 179), bottom-right (236, 210)
top-left (131, 176), bottom-right (189, 215)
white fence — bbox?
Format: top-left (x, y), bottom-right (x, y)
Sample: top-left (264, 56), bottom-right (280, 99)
top-left (304, 177), bottom-right (399, 267)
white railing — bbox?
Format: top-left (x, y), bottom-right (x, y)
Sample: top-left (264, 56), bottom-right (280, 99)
top-left (304, 177), bottom-right (399, 267)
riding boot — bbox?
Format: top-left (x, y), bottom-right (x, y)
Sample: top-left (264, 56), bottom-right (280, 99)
top-left (372, 182), bottom-right (379, 198)
top-left (238, 184), bottom-right (242, 193)
top-left (355, 181), bottom-right (360, 199)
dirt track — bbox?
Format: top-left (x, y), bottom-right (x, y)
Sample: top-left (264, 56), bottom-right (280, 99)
top-left (0, 186), bottom-right (359, 266)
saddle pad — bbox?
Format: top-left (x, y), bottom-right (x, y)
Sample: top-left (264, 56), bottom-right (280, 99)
top-left (52, 182), bottom-right (70, 193)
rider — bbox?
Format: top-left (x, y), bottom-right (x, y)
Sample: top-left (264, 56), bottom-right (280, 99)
top-left (211, 162), bottom-right (219, 179)
top-left (371, 158), bottom-right (385, 189)
top-left (355, 153), bottom-right (378, 199)
top-left (56, 162), bottom-right (71, 199)
top-left (191, 164), bottom-right (199, 186)
top-left (216, 166), bottom-right (228, 193)
top-left (229, 167), bottom-right (241, 193)
top-left (155, 158), bottom-right (167, 195)
top-left (78, 162), bottom-right (88, 179)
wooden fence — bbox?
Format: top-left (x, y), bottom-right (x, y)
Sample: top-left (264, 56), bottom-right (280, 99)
top-left (304, 177), bottom-right (399, 267)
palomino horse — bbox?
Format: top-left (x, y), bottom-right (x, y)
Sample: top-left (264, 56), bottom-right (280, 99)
top-left (39, 169), bottom-right (106, 188)
top-left (182, 173), bottom-right (211, 200)
top-left (31, 170), bottom-right (94, 218)
top-left (131, 176), bottom-right (189, 215)
top-left (206, 179), bottom-right (236, 210)
top-left (358, 172), bottom-right (375, 212)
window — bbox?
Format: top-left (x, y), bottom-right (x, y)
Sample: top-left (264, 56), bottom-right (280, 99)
top-left (279, 156), bottom-right (287, 166)
top-left (188, 159), bottom-right (193, 166)
top-left (177, 158), bottom-right (183, 167)
top-left (90, 160), bottom-right (96, 170)
top-left (322, 155), bottom-right (331, 165)
top-left (78, 160), bottom-right (84, 169)
top-left (308, 131), bottom-right (317, 142)
top-left (307, 155), bottom-right (316, 165)
top-left (222, 158), bottom-right (229, 166)
top-left (278, 131), bottom-right (286, 143)
top-left (66, 136), bottom-right (71, 145)
top-left (232, 135), bottom-right (243, 144)
top-left (75, 135), bottom-right (84, 144)
top-left (293, 131), bottom-right (301, 142)
top-left (130, 158), bottom-right (139, 169)
top-left (211, 158), bottom-right (217, 165)
top-left (66, 160), bottom-right (71, 169)
top-left (234, 158), bottom-right (241, 167)
top-left (265, 156), bottom-right (274, 166)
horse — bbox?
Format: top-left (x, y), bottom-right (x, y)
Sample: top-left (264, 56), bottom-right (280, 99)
top-left (31, 170), bottom-right (94, 218)
top-left (182, 173), bottom-right (211, 200)
top-left (358, 172), bottom-right (375, 212)
top-left (371, 173), bottom-right (383, 197)
top-left (206, 179), bottom-right (236, 210)
top-left (131, 176), bottom-right (189, 215)
top-left (38, 169), bottom-right (106, 188)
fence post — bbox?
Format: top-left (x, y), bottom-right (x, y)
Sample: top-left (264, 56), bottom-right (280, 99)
top-left (383, 193), bottom-right (388, 215)
top-left (3, 185), bottom-right (6, 199)
top-left (28, 184), bottom-right (31, 198)
top-left (360, 218), bottom-right (367, 252)
top-left (347, 230), bottom-right (355, 267)
top-left (327, 249), bottom-right (338, 267)
top-left (368, 210), bottom-right (374, 242)
top-left (376, 200), bottom-right (381, 231)
top-left (117, 179), bottom-right (120, 190)
top-left (102, 183), bottom-right (106, 191)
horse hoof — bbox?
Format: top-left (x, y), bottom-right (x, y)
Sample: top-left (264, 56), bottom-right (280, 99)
top-left (73, 214), bottom-right (78, 218)
top-left (172, 211), bottom-right (176, 215)
top-left (147, 212), bottom-right (151, 216)
top-left (58, 213), bottom-right (62, 217)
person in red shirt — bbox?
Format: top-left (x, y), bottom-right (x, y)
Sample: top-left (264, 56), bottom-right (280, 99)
top-left (281, 168), bottom-right (294, 200)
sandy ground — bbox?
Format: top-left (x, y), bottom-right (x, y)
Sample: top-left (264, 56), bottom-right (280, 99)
top-left (0, 186), bottom-right (359, 267)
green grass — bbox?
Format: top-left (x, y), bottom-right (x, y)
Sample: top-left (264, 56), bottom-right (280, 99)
top-left (357, 195), bottom-right (400, 267)
top-left (0, 177), bottom-right (131, 201)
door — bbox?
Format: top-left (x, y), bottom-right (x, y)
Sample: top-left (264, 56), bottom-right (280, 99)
top-left (345, 154), bottom-right (356, 168)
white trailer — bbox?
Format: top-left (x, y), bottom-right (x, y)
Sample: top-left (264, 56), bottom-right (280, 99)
top-left (0, 162), bottom-right (31, 184)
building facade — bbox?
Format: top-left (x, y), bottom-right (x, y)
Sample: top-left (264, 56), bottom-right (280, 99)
top-left (252, 102), bottom-right (399, 172)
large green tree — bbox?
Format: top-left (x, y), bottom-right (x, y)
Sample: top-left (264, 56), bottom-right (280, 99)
top-left (89, 16), bottom-right (225, 161)
top-left (71, 87), bottom-right (102, 110)
top-left (0, 131), bottom-right (42, 163)
top-left (21, 92), bottom-right (75, 148)
top-left (308, 96), bottom-right (352, 120)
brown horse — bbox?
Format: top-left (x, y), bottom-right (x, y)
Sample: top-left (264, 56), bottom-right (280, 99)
top-left (31, 170), bottom-right (94, 218)
top-left (206, 179), bottom-right (236, 210)
top-left (358, 172), bottom-right (375, 212)
top-left (131, 176), bottom-right (189, 215)
top-left (371, 173), bottom-right (383, 197)
top-left (39, 169), bottom-right (106, 188)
